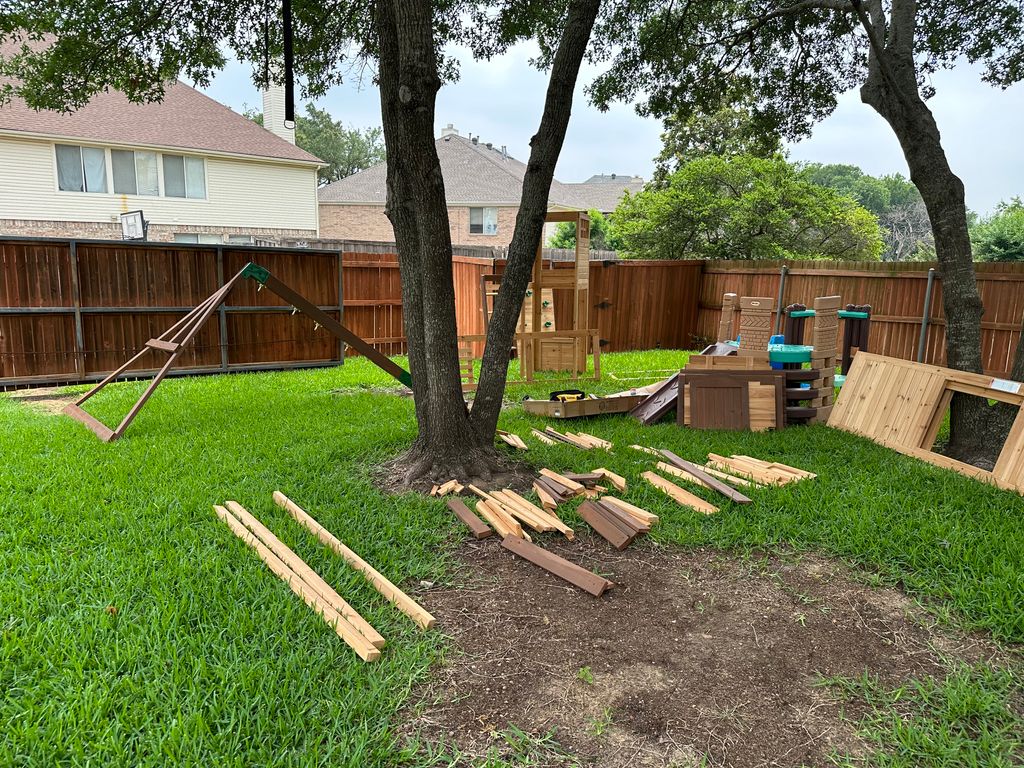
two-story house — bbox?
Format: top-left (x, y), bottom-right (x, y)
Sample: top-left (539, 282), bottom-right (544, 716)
top-left (0, 39), bottom-right (321, 244)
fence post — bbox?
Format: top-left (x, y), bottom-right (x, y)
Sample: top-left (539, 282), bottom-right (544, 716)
top-left (68, 239), bottom-right (86, 376)
top-left (917, 267), bottom-right (936, 363)
top-left (773, 264), bottom-right (789, 335)
top-left (336, 249), bottom-right (346, 362)
top-left (216, 246), bottom-right (229, 372)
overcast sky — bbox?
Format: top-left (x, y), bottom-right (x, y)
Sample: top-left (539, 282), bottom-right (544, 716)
top-left (201, 43), bottom-right (1022, 214)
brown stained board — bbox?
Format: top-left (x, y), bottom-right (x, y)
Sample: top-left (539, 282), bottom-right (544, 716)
top-left (678, 370), bottom-right (786, 431)
top-left (629, 373), bottom-right (681, 425)
top-left (594, 499), bottom-right (649, 533)
top-left (446, 499), bottom-right (494, 540)
top-left (500, 535), bottom-right (613, 597)
top-left (660, 450), bottom-right (752, 505)
top-left (577, 500), bottom-right (637, 550)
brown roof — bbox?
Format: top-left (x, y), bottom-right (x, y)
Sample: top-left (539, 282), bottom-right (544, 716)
top-left (318, 133), bottom-right (643, 212)
top-left (0, 40), bottom-right (320, 164)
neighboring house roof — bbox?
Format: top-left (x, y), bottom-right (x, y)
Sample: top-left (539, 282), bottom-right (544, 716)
top-left (0, 39), bottom-right (320, 165)
top-left (318, 133), bottom-right (643, 212)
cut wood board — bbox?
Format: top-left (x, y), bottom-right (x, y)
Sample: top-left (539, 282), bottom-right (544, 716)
top-left (539, 468), bottom-right (585, 493)
top-left (602, 496), bottom-right (659, 525)
top-left (592, 467), bottom-right (627, 492)
top-left (629, 374), bottom-right (680, 425)
top-left (523, 394), bottom-right (645, 419)
top-left (659, 450), bottom-right (752, 504)
top-left (214, 504), bottom-right (380, 662)
top-left (577, 500), bottom-right (637, 550)
top-left (273, 492), bottom-right (436, 629)
top-left (531, 428), bottom-right (558, 445)
top-left (641, 472), bottom-right (719, 514)
top-left (501, 535), bottom-right (613, 596)
top-left (446, 498), bottom-right (494, 539)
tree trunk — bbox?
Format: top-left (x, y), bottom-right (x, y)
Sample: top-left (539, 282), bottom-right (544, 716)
top-left (374, 0), bottom-right (499, 485)
top-left (469, 0), bottom-right (602, 438)
top-left (858, 7), bottom-right (995, 464)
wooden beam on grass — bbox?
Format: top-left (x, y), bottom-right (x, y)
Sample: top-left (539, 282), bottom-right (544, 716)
top-left (577, 500), bottom-right (638, 550)
top-left (641, 472), bottom-right (719, 515)
top-left (592, 468), bottom-right (627, 492)
top-left (629, 444), bottom-right (662, 456)
top-left (531, 428), bottom-right (558, 446)
top-left (502, 489), bottom-right (574, 540)
top-left (601, 496), bottom-right (659, 525)
top-left (700, 465), bottom-right (760, 488)
top-left (660, 450), bottom-right (752, 504)
top-left (224, 501), bottom-right (384, 649)
top-left (539, 469), bottom-right (585, 494)
top-left (501, 535), bottom-right (613, 597)
top-left (532, 481), bottom-right (559, 511)
top-left (273, 492), bottom-right (436, 630)
top-left (213, 505), bottom-right (380, 662)
top-left (446, 498), bottom-right (493, 540)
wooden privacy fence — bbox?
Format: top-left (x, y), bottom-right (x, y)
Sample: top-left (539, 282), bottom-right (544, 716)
top-left (0, 237), bottom-right (345, 386)
top-left (698, 260), bottom-right (1024, 377)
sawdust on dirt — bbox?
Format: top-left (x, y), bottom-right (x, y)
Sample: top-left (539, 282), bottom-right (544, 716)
top-left (402, 536), bottom-right (1005, 767)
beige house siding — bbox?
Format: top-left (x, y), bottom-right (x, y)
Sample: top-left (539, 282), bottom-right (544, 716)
top-left (319, 202), bottom-right (520, 247)
top-left (0, 133), bottom-right (320, 239)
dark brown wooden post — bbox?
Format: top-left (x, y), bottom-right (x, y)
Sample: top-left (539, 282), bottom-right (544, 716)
top-left (336, 249), bottom-right (346, 362)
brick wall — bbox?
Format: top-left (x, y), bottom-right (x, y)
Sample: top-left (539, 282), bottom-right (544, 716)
top-left (319, 203), bottom-right (519, 247)
top-left (0, 218), bottom-right (316, 243)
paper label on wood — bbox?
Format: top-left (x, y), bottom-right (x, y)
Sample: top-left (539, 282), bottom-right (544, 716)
top-left (990, 378), bottom-right (1022, 394)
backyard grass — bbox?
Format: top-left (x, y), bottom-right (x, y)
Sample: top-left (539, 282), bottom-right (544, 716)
top-left (1, 350), bottom-right (1022, 767)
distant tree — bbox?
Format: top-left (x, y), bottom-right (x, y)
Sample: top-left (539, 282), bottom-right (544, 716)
top-left (245, 103), bottom-right (384, 186)
top-left (611, 155), bottom-right (884, 262)
top-left (802, 164), bottom-right (931, 260)
top-left (548, 209), bottom-right (620, 251)
top-left (972, 199), bottom-right (1024, 262)
top-left (654, 101), bottom-right (783, 182)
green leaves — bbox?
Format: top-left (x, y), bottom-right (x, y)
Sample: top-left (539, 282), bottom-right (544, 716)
top-left (610, 154), bottom-right (885, 261)
top-left (971, 198), bottom-right (1024, 262)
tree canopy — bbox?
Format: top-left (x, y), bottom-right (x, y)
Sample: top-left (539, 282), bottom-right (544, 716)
top-left (547, 209), bottom-right (619, 251)
top-left (611, 154), bottom-right (884, 262)
top-left (972, 199), bottom-right (1024, 262)
top-left (246, 103), bottom-right (384, 185)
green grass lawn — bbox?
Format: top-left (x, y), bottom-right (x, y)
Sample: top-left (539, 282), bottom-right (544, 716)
top-left (1, 351), bottom-right (1022, 767)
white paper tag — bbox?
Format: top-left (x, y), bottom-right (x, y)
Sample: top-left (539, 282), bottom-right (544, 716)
top-left (990, 378), bottom-right (1022, 394)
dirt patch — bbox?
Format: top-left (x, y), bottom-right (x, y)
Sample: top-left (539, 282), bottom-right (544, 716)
top-left (6, 388), bottom-right (78, 415)
top-left (402, 538), bottom-right (1003, 767)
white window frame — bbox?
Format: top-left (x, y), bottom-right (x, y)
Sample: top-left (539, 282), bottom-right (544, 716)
top-left (469, 206), bottom-right (499, 236)
top-left (110, 148), bottom-right (161, 197)
top-left (162, 153), bottom-right (208, 200)
top-left (53, 143), bottom-right (110, 194)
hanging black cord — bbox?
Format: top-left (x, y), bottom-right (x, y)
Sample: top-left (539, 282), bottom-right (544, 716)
top-left (282, 0), bottom-right (295, 127)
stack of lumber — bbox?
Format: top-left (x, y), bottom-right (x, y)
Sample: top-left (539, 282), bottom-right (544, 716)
top-left (577, 497), bottom-right (657, 550)
top-left (273, 492), bottom-right (436, 630)
top-left (533, 468), bottom-right (587, 507)
top-left (429, 479), bottom-right (464, 497)
top-left (214, 500), bottom-right (385, 661)
top-left (705, 454), bottom-right (815, 485)
top-left (501, 536), bottom-right (614, 596)
top-left (496, 430), bottom-right (528, 451)
top-left (542, 426), bottom-right (613, 450)
top-left (641, 472), bottom-right (719, 515)
top-left (467, 484), bottom-right (575, 541)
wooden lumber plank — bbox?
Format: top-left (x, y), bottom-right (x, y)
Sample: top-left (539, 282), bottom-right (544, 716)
top-left (491, 491), bottom-right (555, 532)
top-left (531, 428), bottom-right (558, 446)
top-left (446, 498), bottom-right (494, 540)
top-left (535, 475), bottom-right (573, 501)
top-left (273, 492), bottom-right (436, 629)
top-left (500, 535), bottom-right (613, 596)
top-left (476, 500), bottom-right (515, 538)
top-left (62, 403), bottom-right (115, 442)
top-left (224, 501), bottom-right (385, 649)
top-left (594, 500), bottom-right (649, 533)
top-left (577, 501), bottom-right (636, 550)
top-left (501, 489), bottom-right (575, 539)
top-left (641, 472), bottom-right (719, 514)
top-left (591, 467), bottom-right (627, 492)
top-left (539, 469), bottom-right (585, 493)
top-left (213, 505), bottom-right (380, 662)
top-left (660, 450), bottom-right (753, 504)
top-left (545, 427), bottom-right (593, 449)
top-left (629, 374), bottom-right (680, 425)
top-left (629, 444), bottom-right (662, 456)
top-left (706, 454), bottom-right (785, 485)
top-left (145, 338), bottom-right (180, 353)
top-left (532, 481), bottom-right (559, 510)
top-left (481, 499), bottom-right (529, 540)
top-left (700, 464), bottom-right (759, 488)
top-left (656, 461), bottom-right (713, 489)
top-left (577, 432), bottom-right (613, 450)
top-left (731, 455), bottom-right (816, 480)
top-left (601, 496), bottom-right (659, 525)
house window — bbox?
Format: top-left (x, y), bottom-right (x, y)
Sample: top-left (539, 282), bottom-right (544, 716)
top-left (55, 144), bottom-right (108, 193)
top-left (173, 233), bottom-right (222, 244)
top-left (469, 207), bottom-right (498, 235)
top-left (111, 150), bottom-right (159, 196)
top-left (163, 155), bottom-right (207, 199)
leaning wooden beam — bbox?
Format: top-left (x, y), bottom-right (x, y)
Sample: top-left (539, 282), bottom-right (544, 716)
top-left (539, 469), bottom-right (585, 494)
top-left (446, 499), bottom-right (493, 540)
top-left (532, 481), bottom-right (560, 511)
top-left (501, 535), bottom-right (613, 597)
top-left (657, 461), bottom-right (712, 489)
top-left (273, 492), bottom-right (436, 629)
top-left (641, 472), bottom-right (719, 515)
top-left (501, 489), bottom-right (575, 540)
top-left (213, 505), bottom-right (380, 662)
top-left (660, 450), bottom-right (753, 504)
top-left (224, 501), bottom-right (385, 648)
top-left (592, 468), bottom-right (627, 492)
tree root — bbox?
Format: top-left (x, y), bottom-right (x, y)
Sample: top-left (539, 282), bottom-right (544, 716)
top-left (377, 444), bottom-right (532, 495)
